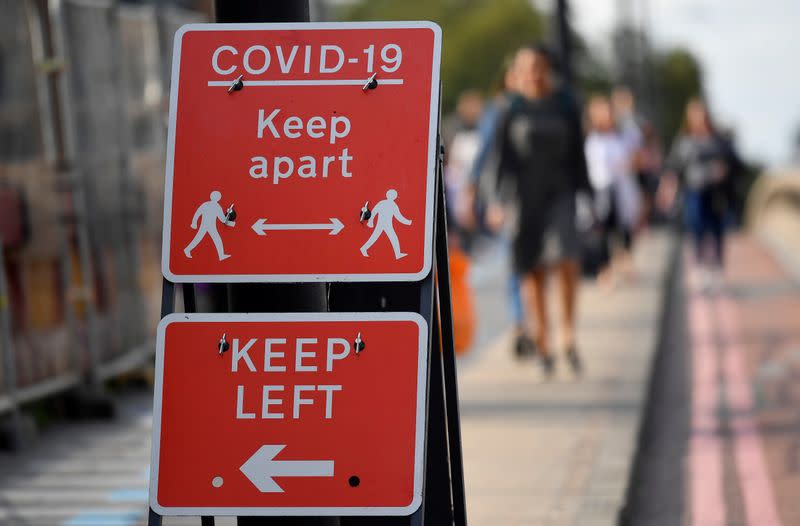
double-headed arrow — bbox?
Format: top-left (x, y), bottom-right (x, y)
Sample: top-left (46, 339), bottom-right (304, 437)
top-left (251, 218), bottom-right (344, 236)
top-left (240, 444), bottom-right (334, 493)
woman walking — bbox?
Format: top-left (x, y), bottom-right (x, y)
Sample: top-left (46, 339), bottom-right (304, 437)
top-left (480, 44), bottom-right (591, 375)
top-left (659, 98), bottom-right (739, 291)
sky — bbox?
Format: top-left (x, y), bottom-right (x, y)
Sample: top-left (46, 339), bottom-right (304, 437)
top-left (565, 0), bottom-right (800, 166)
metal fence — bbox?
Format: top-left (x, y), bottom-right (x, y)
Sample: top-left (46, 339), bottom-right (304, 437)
top-left (0, 0), bottom-right (204, 416)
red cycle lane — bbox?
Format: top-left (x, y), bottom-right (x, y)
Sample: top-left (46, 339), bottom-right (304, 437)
top-left (687, 234), bottom-right (800, 525)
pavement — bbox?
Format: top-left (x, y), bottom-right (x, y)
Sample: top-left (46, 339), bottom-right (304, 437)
top-left (458, 230), bottom-right (675, 525)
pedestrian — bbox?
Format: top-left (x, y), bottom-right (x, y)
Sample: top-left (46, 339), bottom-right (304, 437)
top-left (658, 98), bottom-right (739, 291)
top-left (480, 44), bottom-right (592, 375)
top-left (445, 90), bottom-right (484, 248)
top-left (632, 122), bottom-right (664, 226)
top-left (584, 95), bottom-right (640, 287)
top-left (465, 56), bottom-right (531, 358)
top-left (611, 87), bottom-right (660, 229)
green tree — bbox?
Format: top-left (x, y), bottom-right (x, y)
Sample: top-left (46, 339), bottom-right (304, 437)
top-left (339, 0), bottom-right (544, 112)
top-left (654, 48), bottom-right (704, 145)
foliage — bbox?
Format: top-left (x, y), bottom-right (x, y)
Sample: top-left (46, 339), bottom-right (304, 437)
top-left (339, 0), bottom-right (705, 150)
top-left (339, 0), bottom-right (544, 112)
top-left (653, 48), bottom-right (704, 145)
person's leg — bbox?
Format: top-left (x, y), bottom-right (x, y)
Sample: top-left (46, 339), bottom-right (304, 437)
top-left (683, 191), bottom-right (705, 264)
top-left (508, 272), bottom-right (524, 329)
top-left (521, 267), bottom-right (548, 356)
top-left (508, 271), bottom-right (529, 357)
top-left (209, 229), bottom-right (228, 260)
top-left (360, 227), bottom-right (383, 255)
top-left (385, 228), bottom-right (406, 259)
top-left (708, 204), bottom-right (725, 269)
top-left (619, 227), bottom-right (636, 280)
top-left (184, 228), bottom-right (207, 256)
top-left (556, 259), bottom-right (579, 350)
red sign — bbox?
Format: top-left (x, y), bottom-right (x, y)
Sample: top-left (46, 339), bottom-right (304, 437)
top-left (161, 22), bottom-right (441, 283)
top-left (149, 313), bottom-right (428, 516)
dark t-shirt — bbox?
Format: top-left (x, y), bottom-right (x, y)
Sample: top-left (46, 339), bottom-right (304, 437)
top-left (482, 89), bottom-right (590, 235)
top-left (667, 134), bottom-right (734, 192)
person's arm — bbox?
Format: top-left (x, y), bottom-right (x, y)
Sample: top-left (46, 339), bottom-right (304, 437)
top-left (190, 207), bottom-right (201, 229)
top-left (478, 96), bottom-right (517, 208)
top-left (562, 89), bottom-right (593, 196)
top-left (461, 104), bottom-right (502, 229)
top-left (395, 208), bottom-right (412, 226)
top-left (469, 103), bottom-right (501, 184)
top-left (216, 206), bottom-right (235, 226)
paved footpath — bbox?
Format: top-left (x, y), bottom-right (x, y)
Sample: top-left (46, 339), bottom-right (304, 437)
top-left (458, 230), bottom-right (675, 525)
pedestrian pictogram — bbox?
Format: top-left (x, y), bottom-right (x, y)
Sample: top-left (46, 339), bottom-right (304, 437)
top-left (184, 190), bottom-right (236, 260)
top-left (360, 189), bottom-right (412, 259)
top-left (161, 22), bottom-right (441, 282)
top-left (150, 312), bottom-right (428, 516)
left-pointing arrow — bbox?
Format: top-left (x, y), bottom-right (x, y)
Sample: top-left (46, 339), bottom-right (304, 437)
top-left (251, 218), bottom-right (344, 236)
top-left (240, 445), bottom-right (335, 493)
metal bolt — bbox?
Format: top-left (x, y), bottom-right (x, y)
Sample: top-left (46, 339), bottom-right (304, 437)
top-left (354, 332), bottom-right (365, 355)
top-left (228, 75), bottom-right (244, 93)
top-left (362, 73), bottom-right (378, 91)
top-left (359, 201), bottom-right (371, 222)
top-left (218, 333), bottom-right (230, 354)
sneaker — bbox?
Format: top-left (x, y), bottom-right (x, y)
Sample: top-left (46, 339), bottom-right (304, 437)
top-left (513, 333), bottom-right (537, 360)
top-left (539, 353), bottom-right (555, 376)
top-left (565, 345), bottom-right (583, 374)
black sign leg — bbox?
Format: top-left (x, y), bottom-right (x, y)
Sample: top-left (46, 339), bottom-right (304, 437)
top-left (434, 181), bottom-right (468, 526)
top-left (184, 286), bottom-right (212, 526)
top-left (151, 279), bottom-right (171, 526)
top-left (160, 277), bottom-right (175, 319)
top-left (423, 308), bottom-right (456, 525)
top-left (183, 283), bottom-right (196, 313)
top-left (148, 507), bottom-right (162, 526)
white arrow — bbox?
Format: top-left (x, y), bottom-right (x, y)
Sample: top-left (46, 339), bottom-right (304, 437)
top-left (240, 445), bottom-right (334, 493)
top-left (251, 218), bottom-right (344, 236)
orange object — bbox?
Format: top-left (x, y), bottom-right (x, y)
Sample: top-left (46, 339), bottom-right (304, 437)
top-left (448, 246), bottom-right (475, 354)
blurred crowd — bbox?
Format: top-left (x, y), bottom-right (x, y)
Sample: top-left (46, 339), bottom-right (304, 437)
top-left (443, 44), bottom-right (743, 375)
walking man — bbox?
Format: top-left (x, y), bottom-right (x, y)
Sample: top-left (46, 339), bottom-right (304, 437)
top-left (184, 190), bottom-right (236, 261)
top-left (360, 189), bottom-right (412, 259)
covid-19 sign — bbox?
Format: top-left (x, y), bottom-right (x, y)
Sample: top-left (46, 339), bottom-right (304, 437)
top-left (161, 22), bottom-right (441, 283)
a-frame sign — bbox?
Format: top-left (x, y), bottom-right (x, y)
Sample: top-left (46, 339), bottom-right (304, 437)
top-left (149, 22), bottom-right (466, 526)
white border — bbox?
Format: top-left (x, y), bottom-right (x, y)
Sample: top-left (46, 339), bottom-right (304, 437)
top-left (149, 311), bottom-right (429, 516)
top-left (160, 22), bottom-right (442, 283)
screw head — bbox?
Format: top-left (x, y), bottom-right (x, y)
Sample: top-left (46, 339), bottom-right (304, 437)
top-left (362, 73), bottom-right (378, 91)
top-left (359, 201), bottom-right (371, 222)
top-left (354, 332), bottom-right (365, 354)
top-left (218, 333), bottom-right (230, 354)
top-left (228, 75), bottom-right (244, 93)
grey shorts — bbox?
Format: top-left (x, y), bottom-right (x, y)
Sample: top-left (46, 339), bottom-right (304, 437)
top-left (513, 193), bottom-right (578, 273)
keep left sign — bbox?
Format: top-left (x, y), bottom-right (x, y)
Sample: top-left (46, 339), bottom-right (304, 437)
top-left (162, 22), bottom-right (441, 283)
top-left (150, 313), bottom-right (428, 516)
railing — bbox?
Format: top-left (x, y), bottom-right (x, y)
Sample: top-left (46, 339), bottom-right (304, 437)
top-left (0, 0), bottom-right (204, 431)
